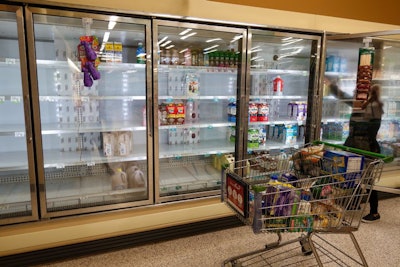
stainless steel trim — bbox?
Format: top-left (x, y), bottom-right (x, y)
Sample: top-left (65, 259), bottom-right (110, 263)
top-left (11, 0), bottom-right (325, 36)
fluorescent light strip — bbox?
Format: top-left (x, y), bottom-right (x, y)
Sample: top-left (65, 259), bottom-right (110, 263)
top-left (179, 48), bottom-right (188, 54)
top-left (230, 35), bottom-right (243, 43)
top-left (250, 48), bottom-right (262, 53)
top-left (158, 36), bottom-right (168, 45)
top-left (160, 40), bottom-right (172, 47)
top-left (203, 44), bottom-right (219, 51)
top-left (179, 28), bottom-right (192, 35)
top-left (280, 46), bottom-right (304, 51)
top-left (204, 49), bottom-right (218, 55)
top-left (282, 39), bottom-right (303, 46)
top-left (108, 16), bottom-right (117, 30)
top-left (282, 37), bottom-right (293, 41)
top-left (103, 32), bottom-right (110, 43)
top-left (180, 32), bottom-right (197, 40)
top-left (206, 38), bottom-right (222, 43)
top-left (166, 45), bottom-right (175, 49)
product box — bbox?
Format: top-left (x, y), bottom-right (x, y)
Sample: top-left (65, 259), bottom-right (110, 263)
top-left (322, 150), bottom-right (365, 188)
top-left (168, 128), bottom-right (185, 145)
top-left (113, 42), bottom-right (123, 63)
top-left (104, 42), bottom-right (114, 62)
top-left (103, 131), bottom-right (133, 156)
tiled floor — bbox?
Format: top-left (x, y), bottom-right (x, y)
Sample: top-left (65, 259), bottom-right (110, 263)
top-left (37, 196), bottom-right (400, 267)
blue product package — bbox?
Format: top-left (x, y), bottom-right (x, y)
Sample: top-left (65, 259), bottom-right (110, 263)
top-left (323, 150), bottom-right (364, 188)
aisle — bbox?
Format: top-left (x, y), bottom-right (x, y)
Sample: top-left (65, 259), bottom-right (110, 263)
top-left (37, 196), bottom-right (399, 267)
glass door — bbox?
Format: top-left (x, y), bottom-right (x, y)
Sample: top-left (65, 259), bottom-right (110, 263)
top-left (153, 20), bottom-right (246, 201)
top-left (26, 7), bottom-right (153, 218)
top-left (323, 32), bottom-right (400, 192)
top-left (246, 29), bottom-right (322, 156)
top-left (0, 5), bottom-right (38, 225)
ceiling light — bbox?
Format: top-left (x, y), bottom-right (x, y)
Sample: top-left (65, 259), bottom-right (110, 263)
top-left (206, 38), bottom-right (222, 43)
top-left (108, 16), bottom-right (118, 30)
top-left (158, 36), bottom-right (168, 45)
top-left (204, 45), bottom-right (219, 51)
top-left (179, 28), bottom-right (192, 35)
top-left (180, 32), bottom-right (197, 40)
top-left (102, 32), bottom-right (110, 43)
top-left (160, 40), bottom-right (172, 47)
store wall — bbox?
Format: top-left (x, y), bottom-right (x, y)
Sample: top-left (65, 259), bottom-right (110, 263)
top-left (36, 0), bottom-right (399, 33)
top-left (209, 0), bottom-right (400, 26)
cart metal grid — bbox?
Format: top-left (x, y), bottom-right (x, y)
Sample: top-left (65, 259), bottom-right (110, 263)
top-left (222, 141), bottom-right (392, 267)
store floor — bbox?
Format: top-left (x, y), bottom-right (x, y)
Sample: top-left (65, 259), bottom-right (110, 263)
top-left (37, 196), bottom-right (399, 267)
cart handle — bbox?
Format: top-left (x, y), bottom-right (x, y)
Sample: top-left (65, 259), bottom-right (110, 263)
top-left (313, 141), bottom-right (394, 163)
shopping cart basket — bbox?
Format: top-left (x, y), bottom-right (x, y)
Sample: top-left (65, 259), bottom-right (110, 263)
top-left (222, 141), bottom-right (393, 267)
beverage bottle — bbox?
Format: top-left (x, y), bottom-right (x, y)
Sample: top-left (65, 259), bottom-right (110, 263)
top-left (185, 99), bottom-right (197, 124)
top-left (215, 51), bottom-right (220, 67)
top-left (165, 49), bottom-right (171, 65)
top-left (209, 51), bottom-right (215, 66)
top-left (171, 49), bottom-right (179, 65)
top-left (203, 52), bottom-right (209, 66)
top-left (136, 42), bottom-right (146, 64)
top-left (198, 51), bottom-right (204, 66)
top-left (184, 49), bottom-right (191, 66)
top-left (273, 76), bottom-right (284, 96)
top-left (191, 49), bottom-right (198, 66)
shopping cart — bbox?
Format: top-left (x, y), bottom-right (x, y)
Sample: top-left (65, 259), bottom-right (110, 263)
top-left (222, 141), bottom-right (393, 267)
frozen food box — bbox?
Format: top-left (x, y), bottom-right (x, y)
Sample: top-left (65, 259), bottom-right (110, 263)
top-left (322, 150), bottom-right (365, 188)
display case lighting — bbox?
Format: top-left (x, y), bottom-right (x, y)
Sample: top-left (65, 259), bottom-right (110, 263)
top-left (102, 31), bottom-right (110, 43)
top-left (206, 38), bottom-right (222, 43)
top-left (179, 28), bottom-right (192, 35)
top-left (204, 44), bottom-right (219, 51)
top-left (108, 16), bottom-right (118, 30)
top-left (180, 32), bottom-right (197, 40)
top-left (160, 40), bottom-right (172, 47)
top-left (158, 36), bottom-right (168, 45)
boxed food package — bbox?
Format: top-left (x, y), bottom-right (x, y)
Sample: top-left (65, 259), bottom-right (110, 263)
top-left (103, 131), bottom-right (133, 157)
top-left (322, 150), bottom-right (365, 188)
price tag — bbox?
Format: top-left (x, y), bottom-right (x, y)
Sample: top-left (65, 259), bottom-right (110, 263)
top-left (5, 58), bottom-right (16, 64)
top-left (14, 132), bottom-right (25, 137)
top-left (174, 155), bottom-right (182, 159)
top-left (81, 96), bottom-right (89, 102)
top-left (10, 96), bottom-right (21, 103)
top-left (213, 97), bottom-right (219, 103)
top-left (87, 162), bottom-right (95, 167)
top-left (56, 163), bottom-right (65, 169)
top-left (0, 96), bottom-right (5, 103)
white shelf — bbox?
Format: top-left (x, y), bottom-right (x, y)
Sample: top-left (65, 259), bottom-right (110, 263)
top-left (250, 68), bottom-right (309, 76)
top-left (158, 95), bottom-right (235, 101)
top-left (36, 59), bottom-right (145, 71)
top-left (41, 122), bottom-right (146, 134)
top-left (41, 147), bottom-right (147, 168)
top-left (159, 140), bottom-right (234, 158)
top-left (247, 141), bottom-right (305, 152)
top-left (39, 95), bottom-right (146, 101)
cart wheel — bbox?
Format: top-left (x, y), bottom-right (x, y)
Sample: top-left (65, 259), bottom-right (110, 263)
top-left (300, 238), bottom-right (313, 256)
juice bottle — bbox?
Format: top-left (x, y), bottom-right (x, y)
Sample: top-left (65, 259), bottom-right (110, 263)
top-left (136, 42), bottom-right (146, 64)
top-left (273, 76), bottom-right (284, 95)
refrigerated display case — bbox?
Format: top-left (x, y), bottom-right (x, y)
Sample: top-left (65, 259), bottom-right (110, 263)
top-left (245, 29), bottom-right (322, 155)
top-left (0, 3), bottom-right (324, 223)
top-left (153, 21), bottom-right (247, 201)
top-left (25, 7), bottom-right (153, 218)
top-left (0, 5), bottom-right (38, 225)
top-left (322, 31), bottom-right (400, 192)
